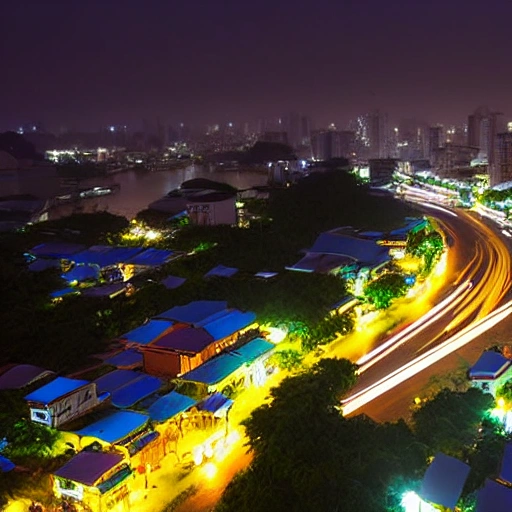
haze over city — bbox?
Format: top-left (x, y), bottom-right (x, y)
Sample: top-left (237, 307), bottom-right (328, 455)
top-left (3, 0), bottom-right (512, 130)
top-left (4, 2), bottom-right (512, 512)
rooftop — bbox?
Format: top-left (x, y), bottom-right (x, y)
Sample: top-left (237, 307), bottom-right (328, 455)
top-left (24, 377), bottom-right (90, 405)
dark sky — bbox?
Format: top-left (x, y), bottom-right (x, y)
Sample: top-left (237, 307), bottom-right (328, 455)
top-left (2, 0), bottom-right (512, 131)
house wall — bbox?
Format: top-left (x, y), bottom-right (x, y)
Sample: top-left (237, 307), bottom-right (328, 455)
top-left (471, 366), bottom-right (512, 396)
top-left (143, 330), bottom-right (252, 378)
top-left (29, 382), bottom-right (100, 428)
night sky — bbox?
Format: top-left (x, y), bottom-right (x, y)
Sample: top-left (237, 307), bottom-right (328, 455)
top-left (2, 0), bottom-right (512, 131)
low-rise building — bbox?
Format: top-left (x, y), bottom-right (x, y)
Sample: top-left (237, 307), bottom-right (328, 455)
top-left (468, 351), bottom-right (512, 396)
top-left (53, 451), bottom-right (132, 511)
top-left (24, 377), bottom-right (106, 428)
top-left (179, 337), bottom-right (275, 396)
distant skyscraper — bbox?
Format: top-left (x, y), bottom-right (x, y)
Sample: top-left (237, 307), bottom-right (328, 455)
top-left (311, 126), bottom-right (354, 161)
top-left (496, 132), bottom-right (512, 186)
top-left (428, 126), bottom-right (444, 161)
top-left (368, 110), bottom-right (389, 159)
top-left (467, 106), bottom-right (504, 165)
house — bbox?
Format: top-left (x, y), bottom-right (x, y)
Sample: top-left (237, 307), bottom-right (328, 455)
top-left (70, 410), bottom-right (165, 472)
top-left (468, 351), bottom-right (512, 396)
top-left (287, 229), bottom-right (390, 277)
top-left (419, 452), bottom-right (470, 510)
top-left (93, 370), bottom-right (162, 409)
top-left (53, 451), bottom-right (132, 510)
top-left (179, 337), bottom-right (275, 395)
top-left (24, 377), bottom-right (106, 428)
top-left (142, 309), bottom-right (257, 378)
top-left (142, 327), bottom-right (216, 377)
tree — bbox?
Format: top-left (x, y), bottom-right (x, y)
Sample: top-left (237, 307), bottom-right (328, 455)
top-left (364, 273), bottom-right (409, 309)
top-left (216, 359), bottom-right (426, 512)
top-left (496, 379), bottom-right (512, 405)
top-left (412, 388), bottom-right (494, 459)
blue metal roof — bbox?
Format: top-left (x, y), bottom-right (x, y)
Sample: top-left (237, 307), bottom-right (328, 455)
top-left (201, 310), bottom-right (257, 341)
top-left (156, 301), bottom-right (228, 325)
top-left (73, 410), bottom-right (149, 444)
top-left (233, 337), bottom-right (275, 360)
top-left (198, 392), bottom-right (233, 415)
top-left (147, 391), bottom-right (197, 422)
top-left (0, 455), bottom-right (15, 473)
top-left (181, 338), bottom-right (274, 386)
top-left (420, 453), bottom-right (470, 509)
top-left (126, 248), bottom-right (174, 267)
top-left (94, 370), bottom-right (143, 394)
top-left (308, 233), bottom-right (390, 266)
top-left (111, 375), bottom-right (162, 408)
top-left (54, 451), bottom-right (124, 486)
top-left (71, 246), bottom-right (143, 268)
top-left (29, 242), bottom-right (86, 259)
top-left (161, 275), bottom-right (187, 289)
top-left (25, 377), bottom-right (90, 405)
top-left (120, 319), bottom-right (174, 345)
top-left (469, 352), bottom-right (511, 379)
top-left (104, 349), bottom-right (143, 369)
top-left (204, 265), bottom-right (239, 278)
top-left (62, 264), bottom-right (100, 283)
top-left (476, 479), bottom-right (512, 512)
top-left (500, 443), bottom-right (512, 484)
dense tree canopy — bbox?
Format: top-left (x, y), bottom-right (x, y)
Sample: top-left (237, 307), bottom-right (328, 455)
top-left (411, 388), bottom-right (494, 459)
top-left (217, 359), bottom-right (426, 512)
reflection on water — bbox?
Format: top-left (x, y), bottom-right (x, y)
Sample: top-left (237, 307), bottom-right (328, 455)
top-left (4, 164), bottom-right (268, 219)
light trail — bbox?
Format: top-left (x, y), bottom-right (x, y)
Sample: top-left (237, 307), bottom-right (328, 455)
top-left (417, 202), bottom-right (458, 217)
top-left (342, 300), bottom-right (512, 415)
top-left (356, 280), bottom-right (473, 370)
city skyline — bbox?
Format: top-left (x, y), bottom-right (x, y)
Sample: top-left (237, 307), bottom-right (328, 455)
top-left (3, 0), bottom-right (512, 131)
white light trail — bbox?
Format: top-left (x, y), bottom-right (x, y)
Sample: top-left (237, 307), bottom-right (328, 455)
top-left (342, 300), bottom-right (512, 415)
top-left (356, 281), bottom-right (472, 369)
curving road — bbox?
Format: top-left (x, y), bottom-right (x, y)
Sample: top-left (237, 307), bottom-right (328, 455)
top-left (342, 199), bottom-right (512, 416)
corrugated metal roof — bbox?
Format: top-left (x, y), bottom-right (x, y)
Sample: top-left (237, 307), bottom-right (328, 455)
top-left (156, 301), bottom-right (228, 325)
top-left (104, 349), bottom-right (143, 369)
top-left (120, 319), bottom-right (174, 345)
top-left (180, 338), bottom-right (274, 386)
top-left (308, 233), bottom-right (390, 266)
top-left (201, 310), bottom-right (257, 341)
top-left (111, 375), bottom-right (162, 408)
top-left (25, 377), bottom-right (90, 405)
top-left (476, 479), bottom-right (512, 512)
top-left (29, 242), bottom-right (86, 259)
top-left (126, 248), bottom-right (174, 267)
top-left (420, 453), bottom-right (470, 509)
top-left (469, 352), bottom-right (511, 379)
top-left (161, 275), bottom-right (187, 289)
top-left (94, 370), bottom-right (142, 394)
top-left (152, 327), bottom-right (214, 353)
top-left (147, 391), bottom-right (197, 422)
top-left (73, 410), bottom-right (149, 444)
top-left (204, 265), bottom-right (239, 278)
top-left (54, 451), bottom-right (124, 486)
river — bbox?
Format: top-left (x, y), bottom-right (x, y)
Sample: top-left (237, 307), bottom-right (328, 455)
top-left (3, 164), bottom-right (268, 220)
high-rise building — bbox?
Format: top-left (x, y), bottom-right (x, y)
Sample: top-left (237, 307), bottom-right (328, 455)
top-left (428, 126), bottom-right (444, 161)
top-left (496, 132), bottom-right (512, 186)
top-left (311, 127), bottom-right (355, 161)
top-left (468, 106), bottom-right (504, 165)
top-left (368, 110), bottom-right (389, 159)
